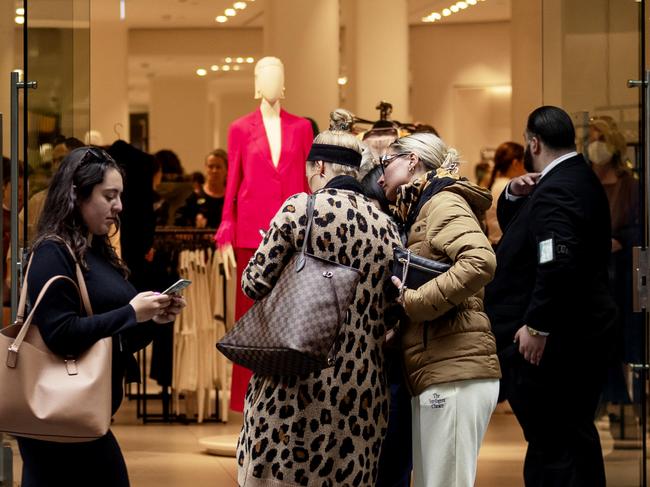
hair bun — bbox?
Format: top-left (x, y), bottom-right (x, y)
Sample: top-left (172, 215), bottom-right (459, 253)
top-left (442, 147), bottom-right (460, 173)
top-left (329, 108), bottom-right (355, 132)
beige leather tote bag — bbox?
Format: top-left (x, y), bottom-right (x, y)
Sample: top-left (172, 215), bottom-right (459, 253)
top-left (0, 243), bottom-right (112, 442)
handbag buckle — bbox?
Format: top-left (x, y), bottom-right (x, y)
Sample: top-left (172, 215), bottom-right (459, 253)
top-left (6, 345), bottom-right (18, 368)
top-left (65, 359), bottom-right (79, 376)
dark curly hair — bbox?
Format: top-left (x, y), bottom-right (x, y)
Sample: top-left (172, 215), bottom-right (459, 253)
top-left (32, 147), bottom-right (129, 278)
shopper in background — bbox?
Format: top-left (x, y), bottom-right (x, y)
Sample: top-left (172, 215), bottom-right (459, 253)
top-left (485, 142), bottom-right (525, 247)
top-left (485, 106), bottom-right (617, 487)
top-left (236, 109), bottom-right (402, 487)
top-left (174, 149), bottom-right (226, 228)
top-left (22, 136), bottom-right (84, 243)
top-left (152, 156), bottom-right (170, 227)
top-left (17, 147), bottom-right (185, 487)
top-left (588, 117), bottom-right (642, 414)
top-left (378, 133), bottom-right (500, 487)
top-left (361, 164), bottom-right (412, 487)
top-left (154, 149), bottom-right (184, 182)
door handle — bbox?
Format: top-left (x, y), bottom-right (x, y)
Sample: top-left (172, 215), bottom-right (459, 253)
top-left (10, 71), bottom-right (36, 323)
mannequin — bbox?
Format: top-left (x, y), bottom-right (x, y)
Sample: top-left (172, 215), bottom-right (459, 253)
top-left (215, 56), bottom-right (313, 412)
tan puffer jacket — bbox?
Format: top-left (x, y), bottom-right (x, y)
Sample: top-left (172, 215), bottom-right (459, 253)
top-left (395, 171), bottom-right (501, 396)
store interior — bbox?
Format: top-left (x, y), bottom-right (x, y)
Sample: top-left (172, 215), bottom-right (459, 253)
top-left (0, 0), bottom-right (647, 485)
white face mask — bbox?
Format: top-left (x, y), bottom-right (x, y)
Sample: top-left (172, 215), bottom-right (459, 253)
top-left (588, 141), bottom-right (614, 166)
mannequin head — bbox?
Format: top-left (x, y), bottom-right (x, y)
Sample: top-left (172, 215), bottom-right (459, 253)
top-left (254, 57), bottom-right (285, 103)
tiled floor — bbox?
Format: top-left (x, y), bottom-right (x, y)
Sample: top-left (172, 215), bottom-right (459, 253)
top-left (5, 399), bottom-right (648, 486)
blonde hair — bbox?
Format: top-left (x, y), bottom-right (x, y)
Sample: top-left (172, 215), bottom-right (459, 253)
top-left (311, 109), bottom-right (363, 178)
top-left (390, 132), bottom-right (461, 174)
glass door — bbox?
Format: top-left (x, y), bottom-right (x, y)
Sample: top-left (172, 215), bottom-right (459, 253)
top-left (0, 0), bottom-right (90, 482)
top-left (543, 1), bottom-right (646, 485)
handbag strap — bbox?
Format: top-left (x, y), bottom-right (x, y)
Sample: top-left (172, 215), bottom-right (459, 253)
top-left (296, 194), bottom-right (316, 272)
top-left (6, 274), bottom-right (82, 368)
top-left (16, 238), bottom-right (93, 324)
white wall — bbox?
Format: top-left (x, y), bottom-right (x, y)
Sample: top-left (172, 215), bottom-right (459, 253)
top-left (410, 21), bottom-right (511, 176)
top-left (149, 77), bottom-right (211, 175)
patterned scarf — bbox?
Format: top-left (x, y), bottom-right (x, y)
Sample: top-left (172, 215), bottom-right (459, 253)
top-left (393, 168), bottom-right (459, 232)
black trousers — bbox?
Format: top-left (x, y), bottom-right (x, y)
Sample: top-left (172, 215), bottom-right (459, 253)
top-left (17, 430), bottom-right (129, 487)
top-left (504, 351), bottom-right (607, 487)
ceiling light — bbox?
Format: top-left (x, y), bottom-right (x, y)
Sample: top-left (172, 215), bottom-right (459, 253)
top-left (211, 65), bottom-right (220, 71)
top-left (196, 68), bottom-right (207, 76)
top-left (246, 57), bottom-right (254, 63)
top-left (422, 16), bottom-right (433, 22)
top-left (236, 57), bottom-right (243, 63)
top-left (337, 76), bottom-right (348, 86)
top-left (442, 8), bottom-right (451, 16)
top-left (457, 1), bottom-right (468, 8)
top-left (467, 0), bottom-right (477, 4)
top-left (233, 65), bottom-right (241, 71)
top-left (16, 7), bottom-right (25, 15)
top-left (432, 12), bottom-right (442, 20)
top-left (215, 15), bottom-right (227, 22)
top-left (225, 57), bottom-right (232, 63)
top-left (14, 16), bottom-right (24, 24)
top-left (234, 1), bottom-right (247, 9)
top-left (222, 65), bottom-right (231, 71)
top-left (450, 5), bottom-right (459, 12)
top-left (225, 8), bottom-right (236, 16)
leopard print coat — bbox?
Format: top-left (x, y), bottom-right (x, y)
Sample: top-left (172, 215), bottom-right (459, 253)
top-left (237, 188), bottom-right (402, 487)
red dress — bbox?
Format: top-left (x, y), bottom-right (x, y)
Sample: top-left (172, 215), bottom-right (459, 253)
top-left (216, 107), bottom-right (313, 411)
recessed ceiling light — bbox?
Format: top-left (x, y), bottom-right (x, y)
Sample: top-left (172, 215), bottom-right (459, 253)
top-left (432, 12), bottom-right (442, 20)
top-left (457, 1), bottom-right (468, 8)
top-left (196, 68), bottom-right (207, 76)
top-left (236, 57), bottom-right (244, 63)
top-left (450, 5), bottom-right (459, 12)
top-left (337, 76), bottom-right (348, 86)
top-left (246, 57), bottom-right (254, 63)
top-left (467, 0), bottom-right (477, 4)
top-left (225, 57), bottom-right (233, 63)
top-left (234, 2), bottom-right (247, 9)
top-left (16, 7), bottom-right (25, 15)
top-left (225, 8), bottom-right (236, 16)
top-left (215, 15), bottom-right (227, 22)
top-left (211, 65), bottom-right (220, 71)
top-left (14, 16), bottom-right (24, 24)
top-left (222, 65), bottom-right (231, 71)
top-left (442, 8), bottom-right (451, 16)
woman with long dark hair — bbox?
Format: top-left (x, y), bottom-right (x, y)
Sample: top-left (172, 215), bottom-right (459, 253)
top-left (17, 147), bottom-right (185, 487)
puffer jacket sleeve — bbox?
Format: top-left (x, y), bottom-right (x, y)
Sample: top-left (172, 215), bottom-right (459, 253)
top-left (241, 193), bottom-right (305, 300)
top-left (403, 192), bottom-right (496, 323)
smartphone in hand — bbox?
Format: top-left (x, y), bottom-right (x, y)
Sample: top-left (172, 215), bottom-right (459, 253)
top-left (162, 279), bottom-right (192, 295)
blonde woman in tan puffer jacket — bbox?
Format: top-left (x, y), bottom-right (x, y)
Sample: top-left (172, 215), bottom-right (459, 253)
top-left (378, 133), bottom-right (501, 487)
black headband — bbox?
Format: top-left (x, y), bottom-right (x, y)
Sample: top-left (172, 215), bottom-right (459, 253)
top-left (307, 143), bottom-right (362, 168)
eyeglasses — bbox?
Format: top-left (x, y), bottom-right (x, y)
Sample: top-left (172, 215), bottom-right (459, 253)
top-left (379, 152), bottom-right (409, 175)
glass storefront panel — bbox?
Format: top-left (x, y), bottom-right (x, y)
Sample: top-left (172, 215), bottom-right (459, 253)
top-left (544, 1), bottom-right (646, 485)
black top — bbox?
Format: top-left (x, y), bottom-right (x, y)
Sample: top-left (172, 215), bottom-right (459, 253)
top-left (27, 240), bottom-right (155, 414)
top-left (485, 154), bottom-right (617, 361)
top-left (174, 189), bottom-right (224, 228)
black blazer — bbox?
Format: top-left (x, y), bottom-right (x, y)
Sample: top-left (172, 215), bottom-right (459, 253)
top-left (485, 154), bottom-right (617, 360)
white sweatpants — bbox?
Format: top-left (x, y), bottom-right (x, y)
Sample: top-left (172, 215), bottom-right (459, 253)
top-left (412, 378), bottom-right (499, 487)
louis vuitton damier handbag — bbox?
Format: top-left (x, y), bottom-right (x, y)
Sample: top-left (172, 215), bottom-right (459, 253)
top-left (217, 194), bottom-right (362, 376)
top-left (0, 241), bottom-right (112, 442)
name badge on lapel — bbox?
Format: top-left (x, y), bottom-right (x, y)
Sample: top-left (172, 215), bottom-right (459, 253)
top-left (538, 238), bottom-right (555, 264)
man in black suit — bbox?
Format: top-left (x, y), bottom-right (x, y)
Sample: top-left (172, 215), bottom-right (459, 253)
top-left (485, 106), bottom-right (617, 487)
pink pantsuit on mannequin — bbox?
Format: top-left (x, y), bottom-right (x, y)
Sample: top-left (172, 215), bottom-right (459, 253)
top-left (216, 107), bottom-right (313, 412)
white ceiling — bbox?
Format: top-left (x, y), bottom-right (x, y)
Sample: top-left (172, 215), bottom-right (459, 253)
top-left (122, 0), bottom-right (509, 28)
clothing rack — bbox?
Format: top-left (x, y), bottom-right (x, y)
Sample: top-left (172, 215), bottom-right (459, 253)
top-left (132, 227), bottom-right (227, 424)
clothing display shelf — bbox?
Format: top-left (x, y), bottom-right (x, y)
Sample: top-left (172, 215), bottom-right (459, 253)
top-left (132, 226), bottom-right (229, 425)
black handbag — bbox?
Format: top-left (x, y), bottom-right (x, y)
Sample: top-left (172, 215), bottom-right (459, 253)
top-left (217, 194), bottom-right (362, 376)
top-left (392, 246), bottom-right (451, 290)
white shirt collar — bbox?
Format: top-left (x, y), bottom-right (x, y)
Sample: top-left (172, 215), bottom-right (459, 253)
top-left (540, 151), bottom-right (578, 179)
top-left (260, 99), bottom-right (281, 119)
